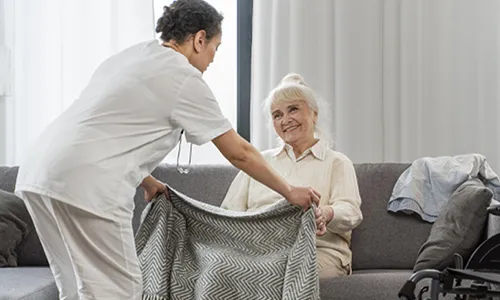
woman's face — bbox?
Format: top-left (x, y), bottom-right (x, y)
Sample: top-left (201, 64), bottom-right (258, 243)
top-left (190, 31), bottom-right (221, 73)
top-left (271, 99), bottom-right (317, 146)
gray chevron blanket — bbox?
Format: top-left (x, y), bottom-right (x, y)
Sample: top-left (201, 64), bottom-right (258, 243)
top-left (134, 188), bottom-right (319, 300)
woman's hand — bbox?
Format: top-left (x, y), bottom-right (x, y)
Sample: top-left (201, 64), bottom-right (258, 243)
top-left (287, 186), bottom-right (321, 210)
top-left (315, 206), bottom-right (334, 236)
top-left (315, 207), bottom-right (327, 236)
top-left (141, 175), bottom-right (168, 202)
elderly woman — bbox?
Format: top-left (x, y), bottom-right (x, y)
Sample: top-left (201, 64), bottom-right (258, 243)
top-left (221, 73), bottom-right (363, 277)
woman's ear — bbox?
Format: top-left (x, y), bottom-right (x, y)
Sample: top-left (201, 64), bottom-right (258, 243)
top-left (313, 110), bottom-right (318, 124)
top-left (193, 30), bottom-right (207, 53)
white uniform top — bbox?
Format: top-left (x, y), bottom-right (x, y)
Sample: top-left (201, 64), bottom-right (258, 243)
top-left (15, 40), bottom-right (232, 217)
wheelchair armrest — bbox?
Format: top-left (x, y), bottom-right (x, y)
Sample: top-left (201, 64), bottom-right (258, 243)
top-left (446, 268), bottom-right (500, 285)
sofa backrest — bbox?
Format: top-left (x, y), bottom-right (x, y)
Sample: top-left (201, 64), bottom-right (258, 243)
top-left (132, 164), bottom-right (239, 232)
top-left (1, 163), bottom-right (433, 270)
top-left (0, 166), bottom-right (18, 193)
top-left (351, 163), bottom-right (432, 270)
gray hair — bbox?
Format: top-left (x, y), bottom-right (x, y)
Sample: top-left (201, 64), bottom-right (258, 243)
top-left (262, 73), bottom-right (334, 148)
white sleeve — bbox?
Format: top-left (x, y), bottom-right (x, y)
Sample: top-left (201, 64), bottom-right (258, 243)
top-left (171, 74), bottom-right (233, 145)
top-left (326, 160), bottom-right (363, 234)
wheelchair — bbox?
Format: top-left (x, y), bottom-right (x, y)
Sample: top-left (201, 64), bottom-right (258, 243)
top-left (398, 204), bottom-right (500, 300)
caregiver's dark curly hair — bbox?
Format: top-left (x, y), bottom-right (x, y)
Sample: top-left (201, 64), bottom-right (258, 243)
top-left (155, 0), bottom-right (224, 43)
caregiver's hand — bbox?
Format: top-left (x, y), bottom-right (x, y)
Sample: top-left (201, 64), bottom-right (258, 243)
top-left (287, 186), bottom-right (321, 210)
top-left (141, 175), bottom-right (168, 202)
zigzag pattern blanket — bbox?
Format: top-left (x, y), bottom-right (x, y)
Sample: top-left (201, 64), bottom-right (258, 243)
top-left (134, 189), bottom-right (319, 300)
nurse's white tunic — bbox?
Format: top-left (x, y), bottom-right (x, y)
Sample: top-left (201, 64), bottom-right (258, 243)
top-left (15, 40), bottom-right (232, 217)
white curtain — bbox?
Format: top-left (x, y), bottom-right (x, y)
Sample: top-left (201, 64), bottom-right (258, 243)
top-left (0, 0), bottom-right (12, 97)
top-left (4, 0), bottom-right (154, 165)
top-left (0, 0), bottom-right (13, 165)
top-left (251, 0), bottom-right (500, 171)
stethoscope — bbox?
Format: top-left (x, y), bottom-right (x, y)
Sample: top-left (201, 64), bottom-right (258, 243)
top-left (176, 130), bottom-right (193, 174)
top-left (162, 43), bottom-right (193, 174)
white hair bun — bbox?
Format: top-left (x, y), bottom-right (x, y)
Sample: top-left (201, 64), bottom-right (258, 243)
top-left (279, 73), bottom-right (308, 87)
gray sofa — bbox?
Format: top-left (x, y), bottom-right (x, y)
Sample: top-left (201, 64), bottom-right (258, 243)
top-left (0, 163), bottom-right (495, 300)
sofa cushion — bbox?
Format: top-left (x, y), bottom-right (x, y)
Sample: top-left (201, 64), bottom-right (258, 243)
top-left (0, 166), bottom-right (19, 193)
top-left (351, 163), bottom-right (433, 270)
top-left (319, 269), bottom-right (455, 300)
top-left (15, 230), bottom-right (49, 267)
top-left (413, 179), bottom-right (492, 272)
top-left (0, 189), bottom-right (32, 267)
top-left (0, 168), bottom-right (49, 267)
top-left (0, 188), bottom-right (48, 267)
top-left (0, 267), bottom-right (57, 300)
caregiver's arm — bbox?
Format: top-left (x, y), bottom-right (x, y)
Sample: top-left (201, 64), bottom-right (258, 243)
top-left (213, 129), bottom-right (320, 209)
